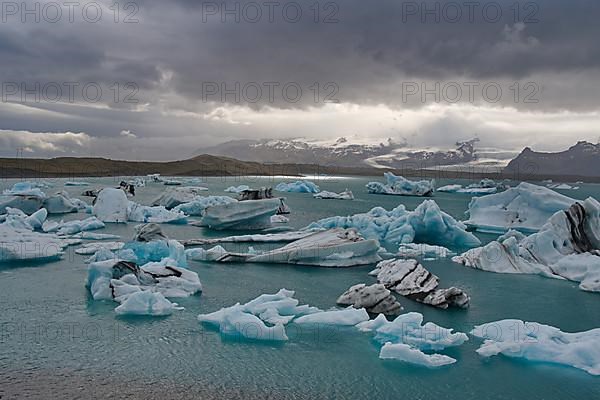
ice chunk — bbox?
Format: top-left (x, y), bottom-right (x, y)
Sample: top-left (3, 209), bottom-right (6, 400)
top-left (436, 184), bottom-right (463, 193)
top-left (152, 186), bottom-right (209, 209)
top-left (76, 241), bottom-right (125, 255)
top-left (215, 228), bottom-right (382, 267)
top-left (471, 319), bottom-right (600, 376)
top-left (0, 194), bottom-right (44, 215)
top-left (180, 230), bottom-right (318, 246)
top-left (42, 191), bottom-right (78, 214)
top-left (201, 198), bottom-right (279, 230)
top-left (397, 243), bottom-right (455, 259)
top-left (186, 245), bottom-right (227, 261)
top-left (43, 216), bottom-right (105, 235)
top-left (93, 188), bottom-right (129, 223)
top-left (454, 198), bottom-right (600, 292)
top-left (64, 181), bottom-right (89, 186)
top-left (275, 180), bottom-right (320, 193)
top-left (0, 225), bottom-right (68, 262)
top-left (366, 173), bottom-right (434, 197)
top-left (74, 232), bottom-right (121, 240)
top-left (115, 291), bottom-right (180, 316)
top-left (225, 185), bottom-right (250, 193)
top-left (270, 215), bottom-right (289, 224)
top-left (379, 343), bottom-right (457, 367)
top-left (127, 202), bottom-right (187, 224)
top-left (306, 199), bottom-right (480, 249)
top-left (173, 196), bottom-right (236, 216)
top-left (132, 223), bottom-right (167, 242)
top-left (313, 190), bottom-right (354, 200)
top-left (371, 259), bottom-right (470, 309)
top-left (0, 207), bottom-right (47, 231)
top-left (123, 239), bottom-right (187, 268)
top-left (464, 182), bottom-right (576, 233)
top-left (336, 284), bottom-right (402, 315)
top-left (294, 307), bottom-right (370, 326)
top-left (437, 179), bottom-right (505, 195)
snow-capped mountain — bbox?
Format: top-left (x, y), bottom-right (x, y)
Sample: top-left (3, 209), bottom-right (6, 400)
top-left (196, 137), bottom-right (479, 169)
top-left (504, 141), bottom-right (600, 177)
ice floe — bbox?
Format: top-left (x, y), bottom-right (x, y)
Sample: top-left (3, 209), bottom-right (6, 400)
top-left (294, 307), bottom-right (370, 325)
top-left (213, 228), bottom-right (381, 267)
top-left (173, 196), bottom-right (236, 216)
top-left (115, 291), bottom-right (181, 316)
top-left (463, 182), bottom-right (576, 234)
top-left (275, 180), bottom-right (320, 193)
top-left (42, 216), bottom-right (105, 235)
top-left (357, 312), bottom-right (468, 367)
top-left (471, 319), bottom-right (600, 376)
top-left (200, 198), bottom-right (280, 230)
top-left (306, 200), bottom-right (480, 249)
top-left (185, 245), bottom-right (228, 261)
top-left (336, 284), bottom-right (402, 315)
top-left (370, 259), bottom-right (470, 309)
top-left (180, 230), bottom-right (317, 246)
top-left (76, 241), bottom-right (125, 255)
top-left (65, 181), bottom-right (89, 186)
top-left (437, 179), bottom-right (504, 195)
top-left (397, 243), bottom-right (455, 259)
top-left (366, 173), bottom-right (434, 197)
top-left (152, 186), bottom-right (209, 209)
top-left (454, 198), bottom-right (600, 292)
top-left (313, 190), bottom-right (354, 200)
top-left (0, 207), bottom-right (47, 231)
top-left (225, 185), bottom-right (251, 193)
top-left (0, 225), bottom-right (71, 262)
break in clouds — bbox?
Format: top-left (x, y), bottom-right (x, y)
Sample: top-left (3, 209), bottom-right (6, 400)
top-left (0, 0), bottom-right (599, 160)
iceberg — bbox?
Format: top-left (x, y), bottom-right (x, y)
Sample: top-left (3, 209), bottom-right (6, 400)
top-left (42, 216), bottom-right (105, 236)
top-left (180, 230), bottom-right (318, 246)
top-left (397, 243), bottom-right (455, 259)
top-left (275, 180), bottom-right (320, 193)
top-left (464, 182), bottom-right (576, 233)
top-left (214, 229), bottom-right (382, 267)
top-left (152, 186), bottom-right (209, 209)
top-left (271, 215), bottom-right (289, 224)
top-left (0, 225), bottom-right (69, 262)
top-left (127, 202), bottom-right (187, 224)
top-left (306, 199), bottom-right (480, 249)
top-left (186, 245), bottom-right (228, 261)
top-left (200, 198), bottom-right (280, 230)
top-left (313, 190), bottom-right (354, 200)
top-left (93, 188), bottom-right (129, 223)
top-left (42, 191), bottom-right (78, 214)
top-left (73, 232), bottom-right (121, 240)
top-left (366, 173), bottom-right (434, 197)
top-left (294, 307), bottom-right (370, 326)
top-left (547, 183), bottom-right (578, 190)
top-left (173, 196), bottom-right (236, 216)
top-left (436, 184), bottom-right (463, 193)
top-left (0, 207), bottom-right (47, 231)
top-left (132, 223), bottom-right (167, 242)
top-left (64, 181), bottom-right (89, 186)
top-left (198, 289), bottom-right (320, 341)
top-left (115, 291), bottom-right (180, 316)
top-left (370, 259), bottom-right (470, 309)
top-left (336, 284), bottom-right (402, 315)
top-left (225, 185), bottom-right (250, 193)
top-left (454, 198), bottom-right (600, 292)
top-left (122, 239), bottom-right (187, 269)
top-left (75, 241), bottom-right (125, 255)
top-left (471, 319), bottom-right (600, 376)
top-left (357, 312), bottom-right (468, 366)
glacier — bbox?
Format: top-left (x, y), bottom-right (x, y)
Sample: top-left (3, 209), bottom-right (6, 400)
top-left (471, 319), bottom-right (600, 376)
top-left (212, 228), bottom-right (382, 267)
top-left (275, 180), bottom-right (320, 193)
top-left (306, 200), bottom-right (480, 249)
top-left (463, 182), bottom-right (576, 233)
top-left (366, 173), bottom-right (434, 197)
top-left (454, 197), bottom-right (600, 292)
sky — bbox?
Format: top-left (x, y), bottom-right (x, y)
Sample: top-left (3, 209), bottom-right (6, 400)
top-left (1, 0), bottom-right (599, 160)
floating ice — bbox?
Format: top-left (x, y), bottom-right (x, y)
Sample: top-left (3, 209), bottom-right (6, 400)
top-left (0, 207), bottom-right (47, 231)
top-left (185, 245), bottom-right (227, 261)
top-left (198, 289), bottom-right (320, 341)
top-left (370, 259), bottom-right (470, 309)
top-left (200, 198), bottom-right (279, 230)
top-left (180, 230), bottom-right (318, 246)
top-left (152, 186), bottom-right (209, 209)
top-left (173, 196), bottom-right (236, 216)
top-left (397, 243), bottom-right (455, 259)
top-left (366, 173), bottom-right (434, 197)
top-left (225, 185), bottom-right (251, 193)
top-left (127, 202), bottom-right (187, 224)
top-left (471, 319), bottom-right (600, 376)
top-left (65, 181), bottom-right (89, 186)
top-left (73, 232), bottom-right (121, 240)
top-left (294, 307), bottom-right (370, 326)
top-left (214, 228), bottom-right (382, 267)
top-left (0, 225), bottom-right (69, 262)
top-left (436, 184), bottom-right (463, 193)
top-left (270, 215), bottom-right (289, 223)
top-left (379, 342), bottom-right (457, 367)
top-left (42, 216), bottom-right (105, 235)
top-left (464, 182), bottom-right (576, 234)
top-left (93, 188), bottom-right (129, 223)
top-left (336, 284), bottom-right (402, 315)
top-left (275, 180), bottom-right (320, 193)
top-left (454, 198), bottom-right (600, 292)
top-left (306, 199), bottom-right (480, 249)
top-left (115, 291), bottom-right (180, 316)
top-left (76, 241), bottom-right (125, 255)
top-left (314, 190), bottom-right (354, 200)
top-left (42, 191), bottom-right (78, 214)
top-left (547, 183), bottom-right (578, 190)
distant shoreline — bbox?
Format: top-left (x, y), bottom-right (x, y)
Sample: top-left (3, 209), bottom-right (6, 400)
top-left (1, 155), bottom-right (598, 183)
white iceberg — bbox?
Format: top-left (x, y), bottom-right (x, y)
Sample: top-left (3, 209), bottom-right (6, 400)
top-left (397, 243), bottom-right (455, 259)
top-left (198, 289), bottom-right (320, 341)
top-left (115, 291), bottom-right (180, 316)
top-left (294, 307), bottom-right (370, 326)
top-left (366, 173), bottom-right (434, 197)
top-left (73, 232), bottom-right (121, 240)
top-left (93, 188), bottom-right (129, 223)
top-left (313, 190), bottom-right (354, 200)
top-left (127, 202), bottom-right (187, 224)
top-left (454, 198), bottom-right (600, 292)
top-left (0, 207), bottom-right (47, 231)
top-left (200, 198), bottom-right (280, 230)
top-left (275, 180), bottom-right (320, 193)
top-left (65, 181), bottom-right (89, 186)
top-left (0, 183), bottom-right (47, 215)
top-left (547, 183), bottom-right (578, 190)
top-left (173, 196), bottom-right (236, 216)
top-left (471, 319), bottom-right (600, 376)
top-left (180, 230), bottom-right (318, 246)
top-left (42, 216), bottom-right (105, 235)
top-left (152, 186), bottom-right (209, 209)
top-left (214, 229), bottom-right (382, 267)
top-left (185, 245), bottom-right (228, 261)
top-left (306, 199), bottom-right (480, 249)
top-left (436, 184), bottom-right (463, 193)
top-left (225, 185), bottom-right (250, 193)
top-left (379, 342), bottom-right (457, 367)
top-left (0, 225), bottom-right (69, 262)
top-left (42, 191), bottom-right (78, 214)
top-left (270, 215), bottom-right (289, 224)
top-left (464, 182), bottom-right (576, 234)
top-left (76, 241), bottom-right (125, 255)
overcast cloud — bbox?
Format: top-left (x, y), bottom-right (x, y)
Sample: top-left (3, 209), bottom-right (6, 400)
top-left (0, 0), bottom-right (598, 160)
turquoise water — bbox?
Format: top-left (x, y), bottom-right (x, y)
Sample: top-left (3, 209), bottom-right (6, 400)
top-left (1, 175), bottom-right (599, 399)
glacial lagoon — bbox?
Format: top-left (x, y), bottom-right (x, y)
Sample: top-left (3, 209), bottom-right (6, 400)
top-left (1, 175), bottom-right (599, 399)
